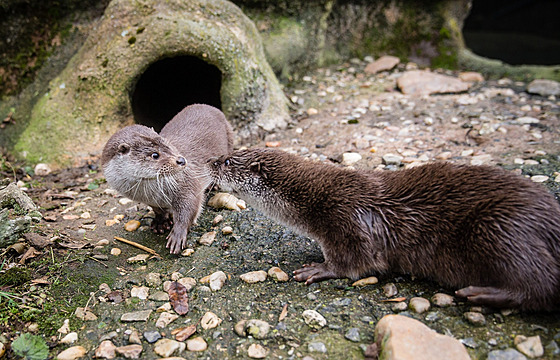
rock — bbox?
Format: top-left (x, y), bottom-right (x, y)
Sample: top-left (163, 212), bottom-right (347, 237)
top-left (0, 183), bottom-right (40, 247)
top-left (221, 226), bottom-right (233, 235)
top-left (198, 231), bottom-right (216, 246)
top-left (487, 348), bottom-right (528, 360)
top-left (110, 248), bottom-right (121, 256)
top-left (470, 154), bottom-right (492, 166)
top-left (382, 154), bottom-right (403, 166)
top-left (302, 309), bottom-right (327, 330)
top-left (208, 192), bottom-right (244, 211)
top-left (119, 198), bottom-right (134, 205)
top-left (234, 320), bottom-right (247, 336)
top-left (240, 270), bottom-right (267, 283)
top-left (58, 319), bottom-right (71, 334)
top-left (375, 314), bottom-right (470, 360)
top-left (209, 271), bottom-right (227, 291)
top-left (130, 285), bottom-right (149, 300)
top-left (342, 152), bottom-right (362, 165)
top-left (345, 327), bottom-right (361, 342)
top-left (212, 214), bottom-right (224, 225)
top-left (268, 267), bottom-right (289, 282)
top-left (397, 70), bottom-right (471, 96)
top-left (60, 332), bottom-right (78, 344)
top-left (154, 338), bottom-right (183, 357)
top-left (383, 283), bottom-right (398, 297)
top-left (34, 163), bottom-right (52, 176)
top-left (128, 330), bottom-right (141, 344)
top-left (530, 175), bottom-right (549, 183)
top-left (145, 272), bottom-right (162, 287)
top-left (149, 291), bottom-right (170, 301)
top-left (177, 277), bottom-right (197, 291)
top-left (527, 79), bottom-right (560, 96)
top-left (247, 343), bottom-right (268, 358)
top-left (308, 342), bottom-right (327, 353)
top-left (364, 55), bottom-right (400, 74)
top-left (56, 346), bottom-right (87, 360)
top-left (307, 107), bottom-right (319, 115)
top-left (75, 307), bottom-right (98, 321)
top-left (459, 71), bottom-right (484, 82)
top-left (186, 336), bottom-right (207, 352)
top-left (245, 319), bottom-right (271, 339)
top-left (431, 293), bottom-right (455, 307)
top-left (464, 311), bottom-right (486, 326)
top-left (409, 297), bottom-right (431, 314)
top-left (126, 254), bottom-right (150, 263)
top-left (200, 311), bottom-right (222, 330)
top-left (515, 335), bottom-right (544, 358)
top-left (514, 116), bottom-right (540, 124)
top-left (124, 220), bottom-right (141, 231)
top-left (156, 312), bottom-right (179, 328)
top-left (352, 276), bottom-right (379, 287)
top-left (181, 248), bottom-right (195, 256)
top-left (392, 301), bottom-right (408, 312)
top-left (115, 344), bottom-right (143, 359)
top-left (143, 330), bottom-right (162, 343)
top-left (95, 340), bottom-right (117, 359)
top-left (120, 310), bottom-right (152, 322)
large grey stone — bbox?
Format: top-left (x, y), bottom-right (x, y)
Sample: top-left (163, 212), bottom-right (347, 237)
top-left (397, 70), bottom-right (471, 96)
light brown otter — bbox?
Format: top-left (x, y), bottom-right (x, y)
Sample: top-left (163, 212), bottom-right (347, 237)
top-left (102, 104), bottom-right (233, 254)
top-left (210, 148), bottom-right (560, 311)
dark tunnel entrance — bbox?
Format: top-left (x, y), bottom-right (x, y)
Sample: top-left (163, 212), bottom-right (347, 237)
top-left (131, 56), bottom-right (222, 132)
top-left (463, 0), bottom-right (560, 65)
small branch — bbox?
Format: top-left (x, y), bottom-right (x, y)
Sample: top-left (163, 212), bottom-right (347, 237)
top-left (114, 236), bottom-right (162, 258)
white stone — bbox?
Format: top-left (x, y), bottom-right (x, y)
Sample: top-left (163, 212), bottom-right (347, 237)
top-left (60, 332), bottom-right (78, 344)
top-left (209, 271), bottom-right (227, 291)
top-left (130, 285), bottom-right (149, 300)
top-left (515, 335), bottom-right (544, 358)
top-left (156, 312), bottom-right (179, 328)
top-left (200, 311), bottom-right (222, 330)
top-left (186, 337), bottom-right (207, 352)
top-left (409, 297), bottom-right (431, 314)
top-left (34, 163), bottom-right (52, 176)
top-left (248, 343), bottom-right (268, 358)
top-left (302, 309), bottom-right (327, 329)
top-left (56, 346), bottom-right (87, 360)
top-left (95, 340), bottom-right (117, 359)
top-left (240, 270), bottom-right (267, 283)
top-left (531, 175), bottom-right (549, 183)
top-left (342, 152), bottom-right (362, 166)
top-left (198, 231), bottom-right (216, 246)
top-left (154, 338), bottom-right (183, 357)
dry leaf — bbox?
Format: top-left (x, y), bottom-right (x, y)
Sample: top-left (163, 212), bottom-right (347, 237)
top-left (107, 291), bottom-right (125, 304)
top-left (279, 304), bottom-right (288, 322)
top-left (168, 281), bottom-right (189, 315)
top-left (380, 297), bottom-right (407, 303)
top-left (31, 277), bottom-right (50, 285)
top-left (173, 324), bottom-right (197, 341)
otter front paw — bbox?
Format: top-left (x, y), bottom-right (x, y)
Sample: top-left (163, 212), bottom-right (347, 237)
top-left (166, 227), bottom-right (188, 255)
top-left (293, 262), bottom-right (338, 285)
top-left (152, 211), bottom-right (172, 234)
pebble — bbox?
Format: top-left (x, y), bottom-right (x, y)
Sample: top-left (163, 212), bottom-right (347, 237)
top-left (80, 212), bottom-right (91, 219)
top-left (307, 107), bottom-right (318, 115)
top-left (375, 315), bottom-right (470, 359)
top-left (397, 70), bottom-right (471, 96)
top-left (378, 284), bottom-right (396, 298)
top-left (240, 270), bottom-right (267, 283)
top-left (145, 272), bottom-right (162, 287)
top-left (487, 348), bottom-right (528, 360)
top-left (391, 301), bottom-right (408, 312)
top-left (127, 254), bottom-right (150, 263)
top-left (115, 344), bottom-right (143, 358)
top-left (527, 79), bottom-right (560, 96)
top-left (530, 175), bottom-right (548, 183)
top-left (60, 332), bottom-right (78, 344)
top-left (208, 192), bottom-right (244, 211)
top-left (308, 342), bottom-right (328, 353)
top-left (470, 154), bottom-right (492, 165)
top-left (128, 330), bottom-right (141, 344)
top-left (364, 55), bottom-right (400, 74)
top-left (221, 226), bottom-right (233, 235)
top-left (515, 335), bottom-right (544, 358)
top-left (58, 319), bottom-right (71, 334)
top-left (234, 320), bottom-right (247, 336)
top-left (186, 336), bottom-right (207, 352)
top-left (95, 340), bottom-right (117, 359)
top-left (345, 327), bottom-right (361, 342)
top-left (110, 248), bottom-right (121, 256)
top-left (431, 293), bottom-right (455, 307)
top-left (198, 231), bottom-right (216, 246)
top-left (124, 220), bottom-right (141, 231)
top-left (130, 285), bottom-right (149, 300)
top-left (156, 312), bottom-right (179, 328)
top-left (34, 163), bottom-right (52, 176)
top-left (464, 311), bottom-right (486, 326)
top-left (245, 319), bottom-right (271, 339)
top-left (181, 248), bottom-right (195, 256)
top-left (149, 291), bottom-right (169, 301)
top-left (120, 310), bottom-right (152, 322)
top-left (461, 149), bottom-right (474, 157)
top-left (209, 271), bottom-right (227, 291)
top-left (514, 116), bottom-right (539, 124)
top-left (200, 311), bottom-right (222, 330)
top-left (352, 276), bottom-right (378, 287)
top-left (341, 152), bottom-right (362, 165)
top-left (382, 154), bottom-right (403, 166)
top-left (268, 266), bottom-right (289, 282)
top-left (459, 71), bottom-right (484, 82)
top-left (409, 297), bottom-right (431, 314)
top-left (302, 309), bottom-right (327, 329)
top-left (247, 343), bottom-right (268, 358)
top-left (177, 277), bottom-right (197, 291)
top-left (212, 214), bottom-right (223, 225)
top-left (154, 338), bottom-right (184, 357)
top-left (143, 330), bottom-right (162, 343)
top-left (57, 346), bottom-right (87, 360)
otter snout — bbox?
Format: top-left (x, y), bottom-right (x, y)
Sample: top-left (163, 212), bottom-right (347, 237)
top-left (176, 156), bottom-right (186, 166)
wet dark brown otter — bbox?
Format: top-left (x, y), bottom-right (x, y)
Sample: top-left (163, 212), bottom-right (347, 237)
top-left (102, 104), bottom-right (233, 254)
top-left (210, 148), bottom-right (560, 311)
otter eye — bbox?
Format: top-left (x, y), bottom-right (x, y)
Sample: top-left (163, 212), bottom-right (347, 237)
top-left (224, 159), bottom-right (231, 166)
top-left (151, 152), bottom-right (160, 160)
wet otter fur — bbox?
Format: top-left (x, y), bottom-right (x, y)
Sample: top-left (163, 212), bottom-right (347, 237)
top-left (210, 148), bottom-right (560, 311)
top-left (102, 104), bottom-right (233, 254)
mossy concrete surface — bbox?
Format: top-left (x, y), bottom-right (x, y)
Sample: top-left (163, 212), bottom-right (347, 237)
top-left (9, 0), bottom-right (289, 167)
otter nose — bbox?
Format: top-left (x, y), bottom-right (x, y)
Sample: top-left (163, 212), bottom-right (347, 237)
top-left (176, 157), bottom-right (186, 166)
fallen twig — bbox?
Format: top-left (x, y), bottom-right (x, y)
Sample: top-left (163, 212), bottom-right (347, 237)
top-left (114, 236), bottom-right (162, 258)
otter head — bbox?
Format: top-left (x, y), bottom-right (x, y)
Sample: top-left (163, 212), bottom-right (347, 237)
top-left (101, 125), bottom-right (187, 203)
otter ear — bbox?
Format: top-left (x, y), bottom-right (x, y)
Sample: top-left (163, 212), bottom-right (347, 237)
top-left (117, 143), bottom-right (130, 155)
top-left (250, 161), bottom-right (268, 179)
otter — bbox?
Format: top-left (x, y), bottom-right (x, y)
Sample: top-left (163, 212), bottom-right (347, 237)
top-left (102, 104), bottom-right (233, 254)
top-left (210, 148), bottom-right (560, 311)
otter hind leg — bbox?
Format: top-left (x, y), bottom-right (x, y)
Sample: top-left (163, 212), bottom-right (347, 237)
top-left (293, 263), bottom-right (339, 285)
top-left (455, 286), bottom-right (520, 309)
top-left (152, 209), bottom-right (172, 234)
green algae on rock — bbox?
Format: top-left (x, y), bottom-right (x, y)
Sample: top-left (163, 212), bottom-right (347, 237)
top-left (11, 0), bottom-right (289, 167)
